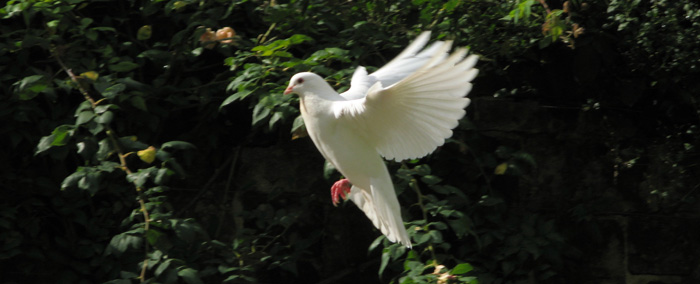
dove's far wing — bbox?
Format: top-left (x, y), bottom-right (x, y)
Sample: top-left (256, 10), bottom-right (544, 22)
top-left (340, 31), bottom-right (445, 100)
top-left (333, 44), bottom-right (478, 161)
top-left (370, 35), bottom-right (447, 87)
top-left (339, 66), bottom-right (375, 100)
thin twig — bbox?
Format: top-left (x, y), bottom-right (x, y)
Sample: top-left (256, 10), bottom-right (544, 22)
top-left (468, 148), bottom-right (493, 194)
top-left (536, 0), bottom-right (551, 14)
top-left (409, 178), bottom-right (438, 264)
top-left (177, 152), bottom-right (235, 216)
top-left (215, 146), bottom-right (241, 238)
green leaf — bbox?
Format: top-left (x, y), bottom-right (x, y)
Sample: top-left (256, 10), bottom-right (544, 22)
top-left (172, 219), bottom-right (204, 242)
top-left (268, 111), bottom-right (283, 129)
top-left (95, 111), bottom-right (114, 124)
top-left (291, 115), bottom-right (305, 133)
top-left (443, 0), bottom-right (460, 11)
top-left (101, 83), bottom-right (126, 99)
top-left (306, 47), bottom-right (350, 63)
top-left (428, 230), bottom-right (443, 243)
top-left (87, 120), bottom-right (105, 135)
top-left (109, 61), bottom-right (140, 72)
top-left (137, 25), bottom-right (152, 40)
top-left (51, 125), bottom-right (74, 146)
top-left (448, 216), bottom-right (471, 238)
top-left (252, 103), bottom-right (271, 126)
top-left (502, 261), bottom-right (515, 274)
top-left (97, 161), bottom-right (120, 172)
top-left (155, 259), bottom-right (172, 277)
top-left (61, 170), bottom-right (85, 190)
top-left (138, 49), bottom-right (171, 62)
top-left (78, 171), bottom-right (101, 195)
top-left (220, 90), bottom-right (252, 109)
top-left (85, 29), bottom-right (98, 41)
top-left (391, 244), bottom-right (406, 259)
top-left (96, 138), bottom-right (113, 160)
top-left (513, 151), bottom-right (537, 168)
top-left (155, 168), bottom-right (172, 185)
top-left (145, 229), bottom-right (164, 245)
top-left (75, 100), bottom-right (93, 114)
top-left (118, 136), bottom-right (149, 151)
top-left (119, 271), bottom-right (138, 279)
top-left (288, 34), bottom-right (313, 45)
top-left (80, 17), bottom-right (93, 29)
top-left (323, 160), bottom-right (337, 180)
top-left (379, 248), bottom-right (391, 276)
top-left (413, 164), bottom-right (431, 176)
top-left (479, 195), bottom-right (503, 206)
top-left (127, 168), bottom-right (156, 187)
top-left (95, 104), bottom-right (119, 114)
top-left (368, 235), bottom-right (385, 253)
top-left (14, 75), bottom-right (45, 100)
top-left (420, 175), bottom-right (442, 185)
top-left (75, 110), bottom-right (95, 125)
top-left (36, 125), bottom-right (75, 155)
top-left (164, 157), bottom-right (187, 176)
top-left (161, 141), bottom-right (196, 150)
top-left (429, 221), bottom-right (448, 230)
top-left (107, 232), bottom-right (142, 256)
top-left (178, 268), bottom-right (203, 284)
top-left (104, 279), bottom-right (131, 284)
top-left (129, 95), bottom-right (148, 111)
top-left (416, 232), bottom-right (431, 245)
top-left (451, 263), bottom-right (474, 275)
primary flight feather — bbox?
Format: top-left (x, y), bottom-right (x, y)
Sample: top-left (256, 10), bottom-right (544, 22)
top-left (284, 31), bottom-right (478, 248)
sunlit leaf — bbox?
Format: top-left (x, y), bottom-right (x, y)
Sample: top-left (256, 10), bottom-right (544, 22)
top-left (80, 71), bottom-right (99, 81)
top-left (137, 146), bottom-right (157, 164)
top-left (137, 25), bottom-right (152, 40)
top-left (494, 162), bottom-right (508, 175)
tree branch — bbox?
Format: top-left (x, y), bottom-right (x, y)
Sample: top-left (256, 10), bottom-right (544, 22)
top-left (54, 50), bottom-right (152, 283)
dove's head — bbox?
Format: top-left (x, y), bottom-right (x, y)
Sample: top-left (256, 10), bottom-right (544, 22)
top-left (284, 72), bottom-right (328, 96)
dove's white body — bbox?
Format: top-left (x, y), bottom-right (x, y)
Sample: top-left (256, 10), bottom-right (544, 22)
top-left (286, 32), bottom-right (479, 247)
top-left (299, 92), bottom-right (407, 245)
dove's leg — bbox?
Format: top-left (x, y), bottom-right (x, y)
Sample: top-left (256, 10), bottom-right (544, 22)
top-left (331, 179), bottom-right (352, 206)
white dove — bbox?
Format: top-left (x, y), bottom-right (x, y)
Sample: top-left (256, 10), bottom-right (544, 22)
top-left (284, 31), bottom-right (478, 248)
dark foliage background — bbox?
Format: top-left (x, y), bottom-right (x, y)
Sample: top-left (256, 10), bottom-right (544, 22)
top-left (2, 0), bottom-right (700, 283)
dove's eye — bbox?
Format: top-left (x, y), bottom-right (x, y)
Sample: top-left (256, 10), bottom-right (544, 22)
top-left (297, 78), bottom-right (304, 84)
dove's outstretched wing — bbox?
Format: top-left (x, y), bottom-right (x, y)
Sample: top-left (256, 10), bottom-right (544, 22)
top-left (333, 43), bottom-right (479, 161)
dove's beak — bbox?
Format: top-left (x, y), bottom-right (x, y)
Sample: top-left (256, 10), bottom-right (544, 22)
top-left (283, 85), bottom-right (294, 95)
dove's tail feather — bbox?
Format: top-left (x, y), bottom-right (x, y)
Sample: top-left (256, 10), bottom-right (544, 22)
top-left (348, 178), bottom-right (412, 248)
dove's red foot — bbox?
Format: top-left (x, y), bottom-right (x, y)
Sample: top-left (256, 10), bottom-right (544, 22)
top-left (331, 179), bottom-right (352, 207)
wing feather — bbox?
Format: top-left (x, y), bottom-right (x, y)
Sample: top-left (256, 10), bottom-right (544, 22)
top-left (335, 46), bottom-right (478, 161)
top-left (340, 31), bottom-right (452, 100)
